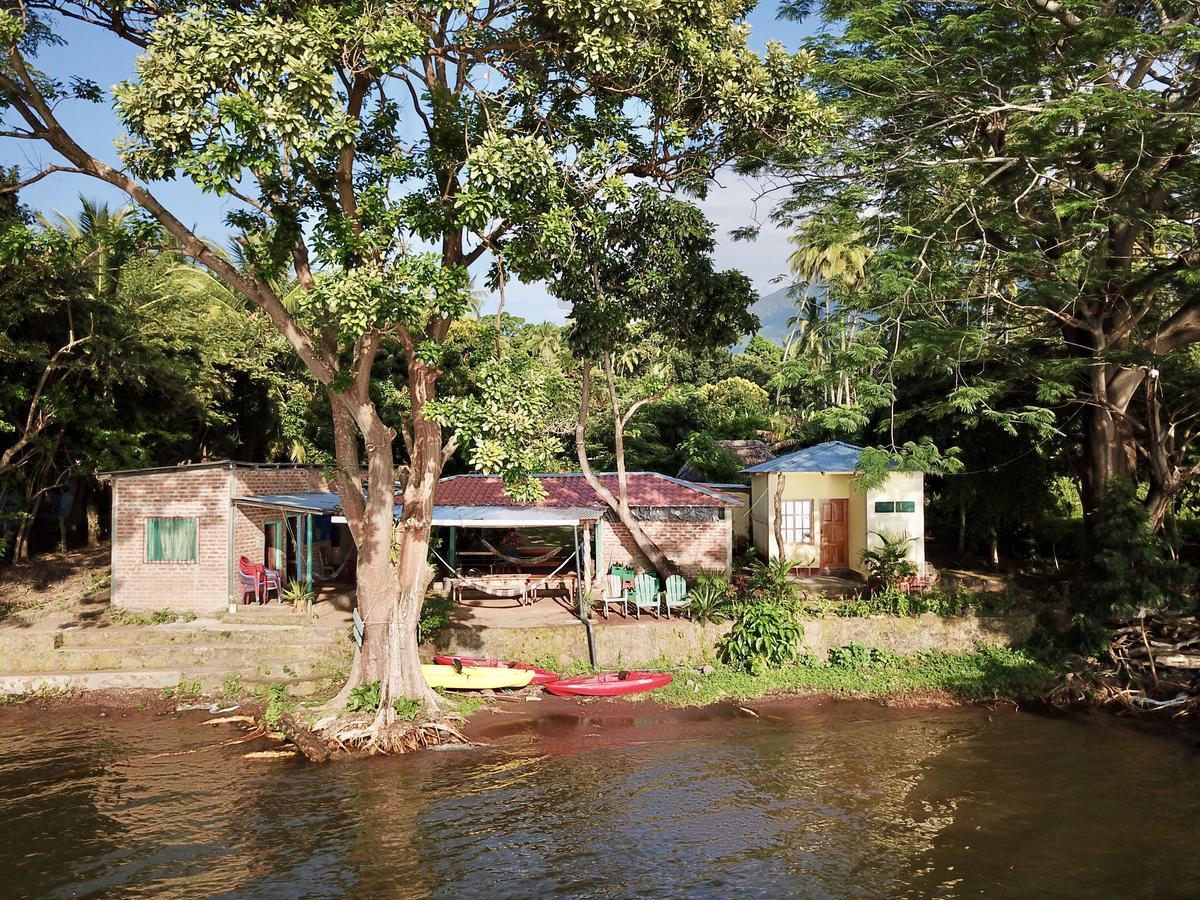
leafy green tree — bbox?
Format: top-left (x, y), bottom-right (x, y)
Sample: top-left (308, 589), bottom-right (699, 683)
top-left (779, 0), bottom-right (1200, 529)
top-left (549, 188), bottom-right (761, 575)
top-left (2, 1), bottom-right (824, 719)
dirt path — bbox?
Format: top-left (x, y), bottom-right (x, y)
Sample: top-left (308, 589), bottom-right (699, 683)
top-left (0, 547), bottom-right (111, 627)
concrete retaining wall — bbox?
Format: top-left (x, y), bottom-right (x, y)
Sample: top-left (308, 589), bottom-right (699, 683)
top-left (423, 612), bottom-right (1036, 668)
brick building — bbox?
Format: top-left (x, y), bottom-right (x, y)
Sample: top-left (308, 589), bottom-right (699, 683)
top-left (435, 473), bottom-right (740, 578)
top-left (103, 463), bottom-right (740, 614)
top-left (102, 462), bottom-right (338, 612)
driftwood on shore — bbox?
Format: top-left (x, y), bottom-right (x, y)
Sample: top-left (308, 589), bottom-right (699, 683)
top-left (278, 713), bottom-right (331, 763)
top-left (1063, 615), bottom-right (1200, 715)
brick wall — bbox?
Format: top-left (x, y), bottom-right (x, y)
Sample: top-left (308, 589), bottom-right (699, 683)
top-left (111, 467), bottom-right (231, 613)
top-left (232, 467), bottom-right (334, 496)
top-left (599, 517), bottom-right (731, 577)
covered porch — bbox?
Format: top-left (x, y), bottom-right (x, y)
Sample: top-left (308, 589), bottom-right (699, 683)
top-left (432, 504), bottom-right (602, 619)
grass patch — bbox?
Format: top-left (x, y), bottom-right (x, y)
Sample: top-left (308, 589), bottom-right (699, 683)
top-left (220, 674), bottom-right (243, 699)
top-left (104, 607), bottom-right (196, 626)
top-left (434, 690), bottom-right (489, 718)
top-left (161, 678), bottom-right (203, 700)
top-left (646, 646), bottom-right (1059, 708)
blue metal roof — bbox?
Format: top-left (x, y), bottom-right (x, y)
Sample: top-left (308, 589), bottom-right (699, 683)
top-left (742, 441), bottom-right (865, 474)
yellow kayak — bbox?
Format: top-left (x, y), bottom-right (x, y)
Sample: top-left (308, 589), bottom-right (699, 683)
top-left (421, 664), bottom-right (534, 690)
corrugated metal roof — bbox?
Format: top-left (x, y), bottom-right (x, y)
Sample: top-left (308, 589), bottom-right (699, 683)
top-left (233, 494), bottom-right (599, 527)
top-left (431, 505), bottom-right (599, 527)
top-left (233, 492), bottom-right (344, 513)
top-left (743, 440), bottom-right (866, 474)
top-left (103, 460), bottom-right (325, 479)
top-left (436, 473), bottom-right (739, 508)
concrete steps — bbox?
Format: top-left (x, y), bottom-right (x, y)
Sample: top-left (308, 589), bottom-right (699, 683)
top-left (0, 665), bottom-right (334, 697)
top-left (0, 621), bottom-right (353, 696)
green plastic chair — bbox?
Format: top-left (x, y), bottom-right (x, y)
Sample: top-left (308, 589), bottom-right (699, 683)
top-left (626, 572), bottom-right (661, 619)
top-left (609, 564), bottom-right (635, 581)
top-left (663, 575), bottom-right (689, 618)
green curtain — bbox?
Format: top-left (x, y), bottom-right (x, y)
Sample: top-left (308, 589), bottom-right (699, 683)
top-left (146, 517), bottom-right (197, 562)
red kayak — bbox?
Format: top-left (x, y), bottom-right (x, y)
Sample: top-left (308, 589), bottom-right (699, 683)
top-left (543, 671), bottom-right (673, 697)
top-left (432, 655), bottom-right (559, 685)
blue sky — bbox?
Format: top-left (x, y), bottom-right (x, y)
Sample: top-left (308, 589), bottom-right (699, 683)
top-left (3, 4), bottom-right (823, 323)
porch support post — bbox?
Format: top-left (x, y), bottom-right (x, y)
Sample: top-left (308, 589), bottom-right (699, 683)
top-left (573, 523), bottom-right (583, 617)
top-left (581, 519), bottom-right (593, 592)
top-left (595, 518), bottom-right (605, 579)
top-left (447, 526), bottom-right (457, 571)
top-left (305, 514), bottom-right (313, 590)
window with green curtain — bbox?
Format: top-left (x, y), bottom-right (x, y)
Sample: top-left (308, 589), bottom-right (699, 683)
top-left (146, 517), bottom-right (198, 563)
top-left (896, 500), bottom-right (917, 513)
top-left (874, 501), bottom-right (895, 513)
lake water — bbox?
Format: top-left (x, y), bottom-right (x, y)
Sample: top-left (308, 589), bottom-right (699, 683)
top-left (1, 699), bottom-right (1197, 898)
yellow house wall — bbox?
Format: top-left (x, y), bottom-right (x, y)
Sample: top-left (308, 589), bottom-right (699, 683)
top-left (848, 487), bottom-right (868, 575)
top-left (749, 474), bottom-right (774, 558)
top-left (778, 473), bottom-right (854, 569)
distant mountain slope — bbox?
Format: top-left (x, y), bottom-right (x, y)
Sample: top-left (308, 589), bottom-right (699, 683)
top-left (748, 282), bottom-right (828, 346)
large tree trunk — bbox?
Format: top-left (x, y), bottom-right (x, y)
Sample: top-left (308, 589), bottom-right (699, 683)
top-left (379, 361), bottom-right (444, 713)
top-left (1079, 340), bottom-right (1142, 520)
top-left (574, 359), bottom-right (675, 580)
top-left (325, 381), bottom-right (440, 718)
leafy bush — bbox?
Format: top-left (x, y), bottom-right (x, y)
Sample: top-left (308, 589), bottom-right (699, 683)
top-left (263, 683), bottom-right (294, 726)
top-left (860, 532), bottom-right (917, 590)
top-left (827, 643), bottom-right (899, 669)
top-left (281, 581), bottom-right (316, 608)
top-left (346, 681), bottom-right (381, 713)
top-left (687, 583), bottom-right (733, 623)
top-left (392, 697), bottom-right (423, 721)
top-left (1084, 479), bottom-right (1193, 618)
top-left (687, 571), bottom-right (737, 623)
top-left (419, 594), bottom-right (454, 643)
top-left (720, 601), bottom-right (803, 674)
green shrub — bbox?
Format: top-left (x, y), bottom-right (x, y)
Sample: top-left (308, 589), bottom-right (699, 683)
top-left (346, 681), bottom-right (381, 713)
top-left (1084, 479), bottom-right (1193, 618)
top-left (720, 601), bottom-right (803, 673)
top-left (392, 697), bottom-right (423, 721)
top-left (828, 642), bottom-right (899, 669)
top-left (419, 594), bottom-right (454, 643)
top-left (860, 532), bottom-right (917, 590)
top-left (263, 683), bottom-right (295, 726)
top-left (687, 581), bottom-right (734, 624)
top-left (281, 581), bottom-right (316, 608)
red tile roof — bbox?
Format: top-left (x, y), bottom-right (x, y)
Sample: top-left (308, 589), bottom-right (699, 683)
top-left (434, 473), bottom-right (739, 508)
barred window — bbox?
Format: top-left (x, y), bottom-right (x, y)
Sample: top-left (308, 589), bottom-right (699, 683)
top-left (146, 517), bottom-right (197, 563)
top-left (780, 500), bottom-right (814, 544)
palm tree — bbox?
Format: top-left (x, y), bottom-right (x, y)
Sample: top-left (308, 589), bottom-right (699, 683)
top-left (41, 197), bottom-right (135, 302)
top-left (777, 220), bottom-right (874, 405)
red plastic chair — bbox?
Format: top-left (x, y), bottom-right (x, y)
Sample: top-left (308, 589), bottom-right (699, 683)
top-left (238, 557), bottom-right (262, 604)
top-left (261, 565), bottom-right (282, 603)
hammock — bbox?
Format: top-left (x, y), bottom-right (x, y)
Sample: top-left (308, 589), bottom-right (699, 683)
top-left (480, 539), bottom-right (564, 567)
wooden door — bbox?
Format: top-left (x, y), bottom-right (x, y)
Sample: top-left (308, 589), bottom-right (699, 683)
top-left (820, 499), bottom-right (849, 571)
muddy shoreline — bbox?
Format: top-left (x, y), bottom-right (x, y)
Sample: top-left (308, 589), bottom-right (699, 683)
top-left (3, 686), bottom-right (1196, 753)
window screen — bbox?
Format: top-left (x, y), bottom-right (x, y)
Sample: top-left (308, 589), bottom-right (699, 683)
top-left (146, 517), bottom-right (197, 563)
